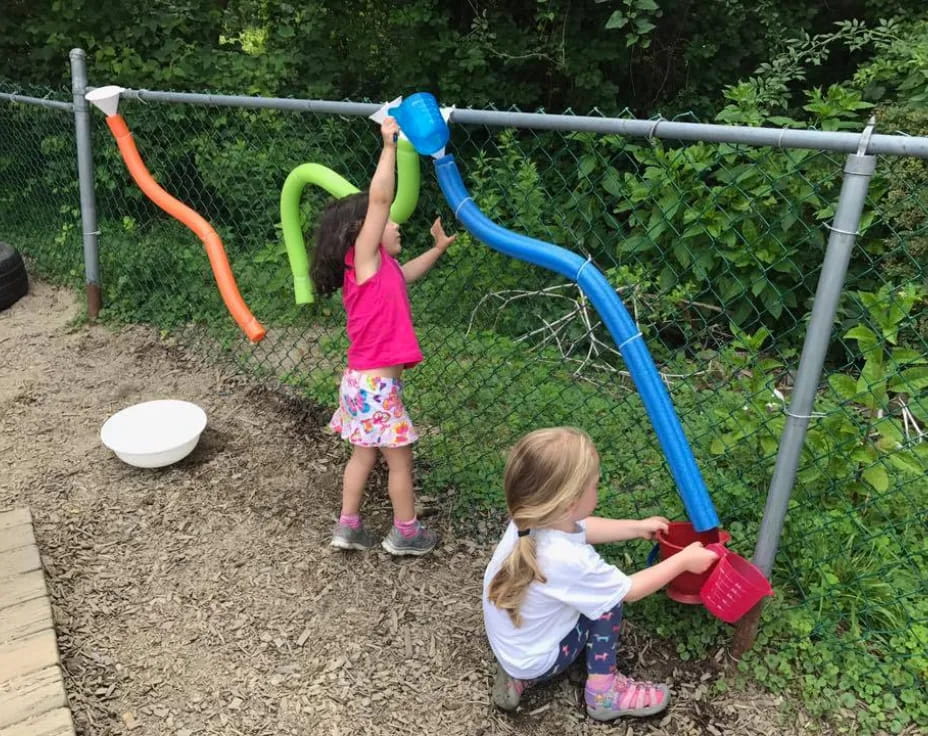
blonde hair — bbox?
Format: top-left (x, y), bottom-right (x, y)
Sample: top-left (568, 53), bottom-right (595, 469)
top-left (487, 427), bottom-right (600, 627)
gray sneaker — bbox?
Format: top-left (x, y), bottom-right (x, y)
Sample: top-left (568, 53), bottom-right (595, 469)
top-left (381, 523), bottom-right (438, 556)
top-left (330, 522), bottom-right (379, 551)
top-left (492, 662), bottom-right (531, 711)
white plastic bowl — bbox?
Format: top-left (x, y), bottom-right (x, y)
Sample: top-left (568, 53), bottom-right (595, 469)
top-left (100, 400), bottom-right (207, 468)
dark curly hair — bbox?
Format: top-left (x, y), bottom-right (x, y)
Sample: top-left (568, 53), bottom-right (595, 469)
top-left (310, 191), bottom-right (371, 297)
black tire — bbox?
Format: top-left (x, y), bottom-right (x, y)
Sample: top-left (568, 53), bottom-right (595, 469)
top-left (0, 242), bottom-right (29, 311)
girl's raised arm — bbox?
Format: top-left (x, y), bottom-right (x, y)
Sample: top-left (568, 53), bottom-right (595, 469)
top-left (353, 118), bottom-right (399, 284)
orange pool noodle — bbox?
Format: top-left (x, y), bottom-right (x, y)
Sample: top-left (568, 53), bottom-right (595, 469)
top-left (106, 114), bottom-right (266, 343)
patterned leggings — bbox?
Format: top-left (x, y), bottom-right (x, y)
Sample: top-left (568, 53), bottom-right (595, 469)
top-left (536, 603), bottom-right (623, 679)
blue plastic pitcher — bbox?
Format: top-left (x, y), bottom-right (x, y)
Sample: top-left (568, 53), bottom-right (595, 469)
top-left (389, 93), bottom-right (449, 156)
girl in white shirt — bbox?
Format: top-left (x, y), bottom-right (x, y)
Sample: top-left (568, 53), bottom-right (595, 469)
top-left (483, 426), bottom-right (719, 721)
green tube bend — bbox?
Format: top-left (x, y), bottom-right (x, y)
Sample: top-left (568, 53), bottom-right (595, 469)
top-left (280, 139), bottom-right (420, 305)
top-left (281, 165), bottom-right (358, 304)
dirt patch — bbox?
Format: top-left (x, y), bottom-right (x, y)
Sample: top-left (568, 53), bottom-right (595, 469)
top-left (0, 282), bottom-right (824, 735)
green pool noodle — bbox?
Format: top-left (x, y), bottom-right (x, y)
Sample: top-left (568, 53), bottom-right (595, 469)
top-left (281, 165), bottom-right (357, 304)
top-left (281, 139), bottom-right (420, 304)
top-left (390, 139), bottom-right (421, 224)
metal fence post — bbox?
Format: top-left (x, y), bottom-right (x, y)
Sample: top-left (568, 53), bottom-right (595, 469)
top-left (733, 119), bottom-right (879, 656)
top-left (69, 48), bottom-right (102, 319)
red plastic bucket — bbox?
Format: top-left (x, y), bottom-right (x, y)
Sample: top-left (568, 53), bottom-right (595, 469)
top-left (657, 522), bottom-right (731, 604)
top-left (699, 543), bottom-right (774, 623)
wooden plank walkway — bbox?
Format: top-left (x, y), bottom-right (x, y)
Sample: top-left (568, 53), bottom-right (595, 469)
top-left (0, 509), bottom-right (75, 736)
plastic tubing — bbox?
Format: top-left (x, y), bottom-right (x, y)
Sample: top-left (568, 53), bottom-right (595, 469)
top-left (281, 165), bottom-right (358, 304)
top-left (434, 153), bottom-right (720, 531)
top-left (280, 139), bottom-right (420, 304)
top-left (105, 114), bottom-right (265, 342)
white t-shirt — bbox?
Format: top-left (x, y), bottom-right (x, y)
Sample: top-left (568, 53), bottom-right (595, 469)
top-left (482, 520), bottom-right (632, 679)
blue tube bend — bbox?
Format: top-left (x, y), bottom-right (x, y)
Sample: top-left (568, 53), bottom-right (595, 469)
top-left (434, 154), bottom-right (720, 531)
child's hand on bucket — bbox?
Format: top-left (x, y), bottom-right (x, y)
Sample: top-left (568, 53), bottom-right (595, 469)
top-left (680, 542), bottom-right (720, 574)
top-left (637, 516), bottom-right (670, 540)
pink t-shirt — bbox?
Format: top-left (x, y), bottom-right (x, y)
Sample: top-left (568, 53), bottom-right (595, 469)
top-left (343, 244), bottom-right (423, 371)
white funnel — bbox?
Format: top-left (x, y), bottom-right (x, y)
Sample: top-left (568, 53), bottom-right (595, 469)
top-left (369, 96), bottom-right (409, 142)
top-left (85, 85), bottom-right (125, 116)
top-left (432, 105), bottom-right (455, 158)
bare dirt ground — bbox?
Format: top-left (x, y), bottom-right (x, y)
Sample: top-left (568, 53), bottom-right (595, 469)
top-left (1, 282), bottom-right (824, 736)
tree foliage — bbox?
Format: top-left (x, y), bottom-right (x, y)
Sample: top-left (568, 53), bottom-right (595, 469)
top-left (2, 0), bottom-right (926, 115)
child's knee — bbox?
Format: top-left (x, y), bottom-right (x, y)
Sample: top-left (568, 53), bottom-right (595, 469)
top-left (350, 445), bottom-right (379, 468)
top-left (381, 446), bottom-right (413, 470)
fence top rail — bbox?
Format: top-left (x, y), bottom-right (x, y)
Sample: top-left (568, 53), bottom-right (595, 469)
top-left (97, 86), bottom-right (928, 159)
top-left (0, 91), bottom-right (73, 112)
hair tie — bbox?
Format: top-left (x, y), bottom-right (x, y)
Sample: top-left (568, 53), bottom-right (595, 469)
top-left (517, 528), bottom-right (531, 537)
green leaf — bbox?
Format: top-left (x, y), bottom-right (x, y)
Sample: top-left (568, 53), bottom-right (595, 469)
top-left (606, 10), bottom-right (628, 29)
top-left (767, 116), bottom-right (800, 127)
top-left (767, 292), bottom-right (783, 319)
top-left (844, 325), bottom-right (879, 348)
top-left (889, 367), bottom-right (928, 394)
top-left (875, 435), bottom-right (899, 452)
top-left (860, 351), bottom-right (885, 385)
top-left (602, 171), bottom-right (623, 198)
top-left (578, 155), bottom-right (597, 178)
top-left (681, 223), bottom-right (704, 239)
top-left (862, 464), bottom-right (889, 493)
top-left (875, 416), bottom-right (904, 443)
top-left (886, 452), bottom-right (925, 475)
top-left (890, 348), bottom-right (928, 366)
top-left (829, 374), bottom-right (859, 402)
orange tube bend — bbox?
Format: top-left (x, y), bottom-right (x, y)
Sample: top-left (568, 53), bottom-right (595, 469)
top-left (106, 114), bottom-right (266, 343)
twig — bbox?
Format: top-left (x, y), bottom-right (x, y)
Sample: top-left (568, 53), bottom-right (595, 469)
top-left (467, 281), bottom-right (705, 387)
top-left (680, 299), bottom-right (724, 313)
top-left (901, 403), bottom-right (924, 443)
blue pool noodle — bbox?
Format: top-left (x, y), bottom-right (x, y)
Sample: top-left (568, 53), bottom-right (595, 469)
top-left (434, 153), bottom-right (721, 532)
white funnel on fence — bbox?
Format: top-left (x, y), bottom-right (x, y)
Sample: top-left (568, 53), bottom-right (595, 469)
top-left (85, 85), bottom-right (125, 116)
top-left (369, 96), bottom-right (409, 142)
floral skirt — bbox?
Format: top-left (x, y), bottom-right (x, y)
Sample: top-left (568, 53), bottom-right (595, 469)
top-left (328, 369), bottom-right (419, 448)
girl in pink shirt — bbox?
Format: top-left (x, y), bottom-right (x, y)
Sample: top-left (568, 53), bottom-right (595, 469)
top-left (310, 116), bottom-right (456, 556)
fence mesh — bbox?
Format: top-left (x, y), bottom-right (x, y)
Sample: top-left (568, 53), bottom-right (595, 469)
top-left (0, 81), bottom-right (82, 288)
top-left (1, 80), bottom-right (926, 729)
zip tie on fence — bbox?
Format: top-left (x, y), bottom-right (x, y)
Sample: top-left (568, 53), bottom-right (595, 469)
top-left (123, 89), bottom-right (150, 105)
top-left (617, 331), bottom-right (643, 350)
top-left (776, 129), bottom-right (787, 149)
top-left (83, 230), bottom-right (101, 236)
top-left (785, 409), bottom-right (826, 420)
top-left (857, 116), bottom-right (877, 157)
top-left (825, 222), bottom-right (860, 237)
top-left (574, 254), bottom-right (594, 281)
top-left (647, 116), bottom-right (664, 141)
top-left (454, 196), bottom-right (473, 218)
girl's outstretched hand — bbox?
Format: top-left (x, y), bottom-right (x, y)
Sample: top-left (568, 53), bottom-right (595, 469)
top-left (430, 217), bottom-right (458, 253)
top-left (637, 515), bottom-right (670, 540)
top-left (381, 116), bottom-right (400, 146)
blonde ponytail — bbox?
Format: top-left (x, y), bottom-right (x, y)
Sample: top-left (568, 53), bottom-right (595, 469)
top-left (487, 535), bottom-right (545, 627)
top-left (487, 427), bottom-right (599, 627)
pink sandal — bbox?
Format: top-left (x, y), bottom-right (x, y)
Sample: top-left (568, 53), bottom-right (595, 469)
top-left (585, 675), bottom-right (670, 720)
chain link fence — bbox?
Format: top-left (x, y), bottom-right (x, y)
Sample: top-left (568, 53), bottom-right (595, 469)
top-left (0, 81), bottom-right (83, 289)
top-left (1, 70), bottom-right (926, 730)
